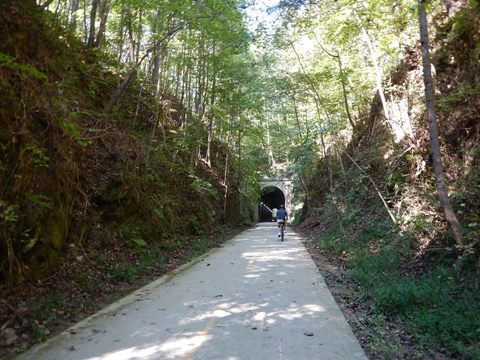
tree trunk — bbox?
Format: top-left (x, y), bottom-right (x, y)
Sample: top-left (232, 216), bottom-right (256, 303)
top-left (265, 113), bottom-right (274, 168)
top-left (105, 24), bottom-right (184, 113)
top-left (336, 147), bottom-right (348, 188)
top-left (87, 0), bottom-right (98, 48)
top-left (82, 0), bottom-right (88, 43)
top-left (337, 54), bottom-right (355, 132)
top-left (444, 0), bottom-right (460, 17)
top-left (418, 1), bottom-right (464, 245)
top-left (126, 6), bottom-right (135, 62)
top-left (105, 69), bottom-right (137, 113)
top-left (69, 0), bottom-right (80, 24)
top-left (311, 96), bottom-right (333, 191)
top-left (117, 5), bottom-right (125, 61)
top-left (158, 51), bottom-right (167, 95)
top-left (300, 177), bottom-right (309, 211)
top-left (135, 9), bottom-right (143, 64)
top-left (151, 44), bottom-right (161, 96)
top-left (312, 33), bottom-right (356, 132)
top-left (292, 92), bottom-right (303, 135)
top-left (223, 125), bottom-right (232, 215)
top-left (205, 69), bottom-right (216, 168)
top-left (194, 39), bottom-right (204, 117)
top-left (95, 0), bottom-right (109, 49)
top-left (360, 25), bottom-right (391, 126)
top-left (289, 41), bottom-right (334, 122)
top-left (151, 8), bottom-right (163, 97)
top-left (319, 127), bottom-right (333, 191)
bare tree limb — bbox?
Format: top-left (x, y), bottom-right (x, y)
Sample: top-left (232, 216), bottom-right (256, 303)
top-left (345, 152), bottom-right (397, 225)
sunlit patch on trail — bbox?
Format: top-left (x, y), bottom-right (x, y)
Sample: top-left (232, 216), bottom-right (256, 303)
top-left (242, 248), bottom-right (303, 262)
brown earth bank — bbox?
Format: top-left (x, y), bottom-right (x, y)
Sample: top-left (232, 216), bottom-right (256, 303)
top-left (0, 224), bottom-right (248, 360)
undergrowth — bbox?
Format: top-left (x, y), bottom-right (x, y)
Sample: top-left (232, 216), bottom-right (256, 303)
top-left (315, 206), bottom-right (480, 359)
top-left (0, 1), bottom-right (243, 284)
top-left (113, 250), bottom-right (168, 283)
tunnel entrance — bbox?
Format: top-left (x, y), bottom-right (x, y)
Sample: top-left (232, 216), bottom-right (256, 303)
top-left (259, 186), bottom-right (285, 222)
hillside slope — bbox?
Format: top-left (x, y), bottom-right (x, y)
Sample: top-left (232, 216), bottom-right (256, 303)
top-left (298, 2), bottom-right (480, 358)
top-left (0, 2), bottom-right (248, 356)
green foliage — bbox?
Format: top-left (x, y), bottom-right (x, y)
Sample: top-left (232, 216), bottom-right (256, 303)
top-left (94, 255), bottom-right (109, 270)
top-left (20, 229), bottom-right (38, 254)
top-left (162, 240), bottom-right (182, 252)
top-left (187, 216), bottom-right (204, 236)
top-left (22, 317), bottom-right (55, 342)
top-left (0, 162), bottom-right (7, 173)
top-left (113, 250), bottom-right (167, 283)
top-left (321, 218), bottom-right (480, 357)
top-left (73, 272), bottom-right (99, 292)
top-left (59, 118), bottom-right (92, 147)
top-left (25, 144), bottom-right (50, 168)
top-left (351, 249), bottom-right (399, 287)
top-left (314, 188), bottom-right (480, 358)
top-left (357, 222), bottom-right (392, 244)
top-left (0, 203), bottom-right (19, 223)
top-left (29, 194), bottom-right (53, 210)
top-left (315, 222), bottom-right (346, 253)
top-left (361, 313), bottom-right (400, 357)
top-left (437, 84), bottom-right (480, 112)
top-left (141, 251), bottom-right (168, 272)
top-left (451, 0), bottom-right (480, 39)
top-left (0, 52), bottom-right (47, 80)
top-left (370, 269), bottom-right (480, 358)
top-left (289, 136), bottom-right (318, 187)
top-left (152, 207), bottom-right (165, 221)
top-left (119, 224), bottom-right (147, 248)
top-left (188, 174), bottom-right (218, 198)
top-left (191, 236), bottom-right (213, 254)
top-left (455, 242), bottom-right (480, 271)
top-left (39, 291), bottom-right (67, 311)
top-left (113, 264), bottom-right (137, 282)
top-left (23, 291), bottom-right (66, 340)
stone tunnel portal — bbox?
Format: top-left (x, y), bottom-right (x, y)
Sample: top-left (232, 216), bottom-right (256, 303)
top-left (259, 186), bottom-right (285, 222)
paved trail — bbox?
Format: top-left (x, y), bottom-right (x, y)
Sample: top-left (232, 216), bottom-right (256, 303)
top-left (17, 223), bottom-right (366, 360)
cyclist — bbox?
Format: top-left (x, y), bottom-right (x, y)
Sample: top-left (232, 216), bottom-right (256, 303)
top-left (276, 205), bottom-right (287, 237)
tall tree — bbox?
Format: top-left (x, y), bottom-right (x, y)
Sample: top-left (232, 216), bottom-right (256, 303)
top-left (87, 0), bottom-right (98, 48)
top-left (418, 0), bottom-right (464, 245)
top-left (95, 0), bottom-right (109, 48)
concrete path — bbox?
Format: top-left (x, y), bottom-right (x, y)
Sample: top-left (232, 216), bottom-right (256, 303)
top-left (16, 223), bottom-right (367, 360)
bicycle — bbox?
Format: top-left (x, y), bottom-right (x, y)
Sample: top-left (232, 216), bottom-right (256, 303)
top-left (278, 220), bottom-right (285, 242)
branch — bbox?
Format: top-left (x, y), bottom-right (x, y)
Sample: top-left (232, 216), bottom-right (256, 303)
top-left (310, 32), bottom-right (356, 132)
top-left (38, 0), bottom-right (55, 10)
top-left (345, 153), bottom-right (397, 225)
top-left (105, 23), bottom-right (187, 113)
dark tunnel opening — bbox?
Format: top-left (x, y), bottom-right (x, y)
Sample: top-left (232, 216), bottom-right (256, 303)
top-left (259, 186), bottom-right (285, 222)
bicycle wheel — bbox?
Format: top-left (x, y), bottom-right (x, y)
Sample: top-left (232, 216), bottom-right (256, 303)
top-left (281, 225), bottom-right (284, 242)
